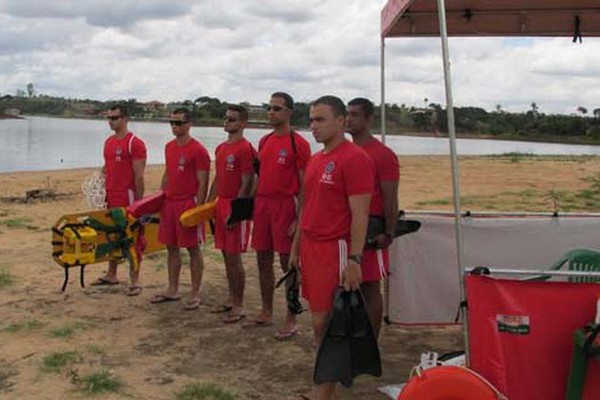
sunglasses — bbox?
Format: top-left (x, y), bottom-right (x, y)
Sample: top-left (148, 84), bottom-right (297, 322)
top-left (169, 120), bottom-right (189, 126)
top-left (267, 105), bottom-right (287, 112)
top-left (107, 115), bottom-right (122, 121)
top-left (224, 116), bottom-right (239, 123)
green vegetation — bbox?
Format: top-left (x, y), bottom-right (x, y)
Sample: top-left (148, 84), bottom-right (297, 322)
top-left (3, 318), bottom-right (45, 333)
top-left (48, 321), bottom-right (92, 338)
top-left (77, 369), bottom-right (123, 394)
top-left (0, 217), bottom-right (33, 229)
top-left (0, 266), bottom-right (14, 289)
top-left (42, 351), bottom-right (80, 372)
top-left (175, 383), bottom-right (236, 400)
top-left (86, 344), bottom-right (105, 355)
top-left (3, 89), bottom-right (600, 144)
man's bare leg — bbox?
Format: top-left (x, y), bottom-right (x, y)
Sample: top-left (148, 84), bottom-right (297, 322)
top-left (223, 252), bottom-right (245, 316)
top-left (277, 253), bottom-right (298, 336)
top-left (166, 244), bottom-right (181, 297)
top-left (360, 280), bottom-right (383, 339)
top-left (187, 245), bottom-right (204, 303)
top-left (99, 260), bottom-right (119, 283)
top-left (251, 250), bottom-right (274, 324)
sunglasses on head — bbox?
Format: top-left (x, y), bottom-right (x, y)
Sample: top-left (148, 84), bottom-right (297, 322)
top-left (267, 105), bottom-right (287, 112)
top-left (169, 120), bottom-right (189, 126)
top-left (107, 115), bottom-right (122, 121)
top-left (224, 116), bottom-right (239, 123)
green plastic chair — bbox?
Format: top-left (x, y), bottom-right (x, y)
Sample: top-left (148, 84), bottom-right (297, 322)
top-left (549, 249), bottom-right (600, 283)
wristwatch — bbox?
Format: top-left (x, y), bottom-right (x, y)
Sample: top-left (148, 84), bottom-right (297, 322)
top-left (348, 254), bottom-right (363, 265)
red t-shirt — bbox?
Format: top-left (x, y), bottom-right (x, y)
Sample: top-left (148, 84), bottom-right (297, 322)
top-left (215, 138), bottom-right (256, 199)
top-left (300, 140), bottom-right (374, 241)
top-left (255, 131), bottom-right (311, 197)
top-left (103, 132), bottom-right (146, 192)
top-left (164, 138), bottom-right (210, 200)
top-left (358, 138), bottom-right (400, 216)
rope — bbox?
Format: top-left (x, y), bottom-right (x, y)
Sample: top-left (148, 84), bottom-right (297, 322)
top-left (82, 172), bottom-right (106, 209)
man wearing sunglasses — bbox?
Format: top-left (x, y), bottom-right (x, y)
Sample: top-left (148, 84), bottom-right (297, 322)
top-left (346, 98), bottom-right (399, 340)
top-left (153, 108), bottom-right (210, 311)
top-left (247, 92), bottom-right (311, 340)
top-left (94, 104), bottom-right (146, 296)
top-left (207, 105), bottom-right (256, 323)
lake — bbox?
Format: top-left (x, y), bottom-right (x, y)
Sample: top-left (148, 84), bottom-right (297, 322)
top-left (1, 116), bottom-right (600, 173)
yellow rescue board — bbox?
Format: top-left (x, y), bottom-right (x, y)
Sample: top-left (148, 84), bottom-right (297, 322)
top-left (179, 201), bottom-right (217, 228)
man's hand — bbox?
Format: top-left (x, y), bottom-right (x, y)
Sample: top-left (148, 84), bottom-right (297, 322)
top-left (288, 251), bottom-right (300, 272)
top-left (371, 233), bottom-right (393, 249)
top-left (287, 219), bottom-right (298, 237)
top-left (342, 261), bottom-right (362, 291)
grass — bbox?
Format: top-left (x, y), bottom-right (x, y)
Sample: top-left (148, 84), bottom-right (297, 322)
top-left (0, 266), bottom-right (14, 289)
top-left (86, 344), bottom-right (105, 355)
top-left (0, 217), bottom-right (33, 229)
top-left (77, 369), bottom-right (123, 394)
top-left (42, 351), bottom-right (80, 372)
top-left (3, 318), bottom-right (45, 333)
top-left (175, 383), bottom-right (236, 400)
top-left (48, 321), bottom-right (92, 338)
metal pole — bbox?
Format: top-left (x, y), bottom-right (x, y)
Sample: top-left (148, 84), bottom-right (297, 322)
top-left (380, 36), bottom-right (387, 144)
top-left (436, 0), bottom-right (468, 361)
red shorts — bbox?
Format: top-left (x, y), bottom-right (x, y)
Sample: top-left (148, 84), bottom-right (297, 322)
top-left (158, 198), bottom-right (205, 248)
top-left (362, 248), bottom-right (389, 282)
top-left (214, 197), bottom-right (251, 253)
top-left (106, 189), bottom-right (134, 208)
top-left (251, 195), bottom-right (296, 254)
top-left (299, 235), bottom-right (348, 312)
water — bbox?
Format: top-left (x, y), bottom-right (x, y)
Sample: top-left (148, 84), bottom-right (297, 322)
top-left (1, 116), bottom-right (599, 173)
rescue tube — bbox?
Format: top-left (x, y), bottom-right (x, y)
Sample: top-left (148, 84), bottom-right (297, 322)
top-left (398, 366), bottom-right (505, 400)
top-left (179, 200), bottom-right (217, 228)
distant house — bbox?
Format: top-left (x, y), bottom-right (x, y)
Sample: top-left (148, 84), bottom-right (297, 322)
top-left (142, 101), bottom-right (165, 119)
top-left (247, 104), bottom-right (268, 124)
top-left (4, 108), bottom-right (20, 116)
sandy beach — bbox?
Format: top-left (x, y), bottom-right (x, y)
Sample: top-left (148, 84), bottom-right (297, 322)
top-left (1, 155), bottom-right (599, 399)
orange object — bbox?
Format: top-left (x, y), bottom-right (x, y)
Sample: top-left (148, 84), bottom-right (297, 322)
top-left (398, 366), bottom-right (504, 400)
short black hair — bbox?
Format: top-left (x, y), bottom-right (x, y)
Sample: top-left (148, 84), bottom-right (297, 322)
top-left (271, 92), bottom-right (294, 110)
top-left (227, 104), bottom-right (249, 122)
top-left (348, 97), bottom-right (374, 117)
top-left (109, 104), bottom-right (129, 117)
top-left (172, 107), bottom-right (191, 122)
top-left (311, 95), bottom-right (347, 117)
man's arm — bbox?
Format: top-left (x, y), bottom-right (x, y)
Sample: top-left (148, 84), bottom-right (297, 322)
top-left (237, 173), bottom-right (254, 198)
top-left (373, 179), bottom-right (399, 248)
top-left (344, 193), bottom-right (371, 291)
top-left (288, 191), bottom-right (304, 270)
top-left (132, 158), bottom-right (146, 200)
top-left (207, 176), bottom-right (218, 202)
top-left (196, 170), bottom-right (209, 205)
top-left (287, 169), bottom-right (305, 237)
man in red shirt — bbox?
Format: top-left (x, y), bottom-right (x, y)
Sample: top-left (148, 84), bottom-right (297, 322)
top-left (94, 104), bottom-right (146, 296)
top-left (290, 96), bottom-right (374, 400)
top-left (153, 108), bottom-right (210, 311)
top-left (207, 105), bottom-right (255, 323)
top-left (346, 98), bottom-right (400, 338)
top-left (248, 92), bottom-right (311, 340)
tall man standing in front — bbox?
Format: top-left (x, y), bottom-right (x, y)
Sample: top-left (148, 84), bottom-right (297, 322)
top-left (290, 95), bottom-right (374, 400)
top-left (207, 105), bottom-right (255, 323)
top-left (153, 108), bottom-right (210, 311)
top-left (248, 92), bottom-right (311, 340)
top-left (346, 98), bottom-right (399, 338)
top-left (94, 104), bottom-right (146, 297)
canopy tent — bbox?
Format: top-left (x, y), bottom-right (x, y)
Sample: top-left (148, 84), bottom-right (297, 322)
top-left (379, 0), bottom-right (600, 304)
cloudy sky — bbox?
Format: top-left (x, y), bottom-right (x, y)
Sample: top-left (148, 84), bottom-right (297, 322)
top-left (1, 0), bottom-right (599, 114)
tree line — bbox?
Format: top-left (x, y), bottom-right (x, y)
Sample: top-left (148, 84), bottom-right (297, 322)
top-left (2, 85), bottom-right (600, 144)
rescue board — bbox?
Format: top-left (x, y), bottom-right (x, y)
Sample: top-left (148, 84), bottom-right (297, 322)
top-left (179, 200), bottom-right (217, 228)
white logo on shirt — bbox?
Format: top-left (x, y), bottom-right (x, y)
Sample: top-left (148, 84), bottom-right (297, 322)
top-left (319, 161), bottom-right (335, 184)
top-left (178, 156), bottom-right (186, 172)
top-left (277, 149), bottom-right (288, 165)
top-left (226, 154), bottom-right (235, 171)
top-left (115, 147), bottom-right (123, 162)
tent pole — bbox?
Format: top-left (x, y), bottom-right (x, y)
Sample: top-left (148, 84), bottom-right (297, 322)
top-left (435, 0), bottom-right (468, 359)
top-left (380, 36), bottom-right (387, 144)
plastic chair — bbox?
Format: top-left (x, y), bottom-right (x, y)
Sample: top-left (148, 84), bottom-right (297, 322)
top-left (549, 249), bottom-right (600, 283)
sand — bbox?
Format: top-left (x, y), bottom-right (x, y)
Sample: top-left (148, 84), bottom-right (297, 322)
top-left (0, 155), bottom-right (598, 399)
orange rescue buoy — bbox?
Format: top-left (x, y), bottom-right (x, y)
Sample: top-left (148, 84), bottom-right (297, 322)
top-left (398, 366), bottom-right (504, 400)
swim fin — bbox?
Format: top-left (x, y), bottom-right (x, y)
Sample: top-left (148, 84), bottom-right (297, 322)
top-left (349, 290), bottom-right (382, 378)
top-left (314, 288), bottom-right (353, 387)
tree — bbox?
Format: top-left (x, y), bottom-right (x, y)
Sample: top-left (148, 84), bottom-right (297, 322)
top-left (577, 106), bottom-right (588, 115)
top-left (593, 108), bottom-right (600, 119)
top-left (26, 82), bottom-right (34, 98)
top-left (530, 102), bottom-right (539, 120)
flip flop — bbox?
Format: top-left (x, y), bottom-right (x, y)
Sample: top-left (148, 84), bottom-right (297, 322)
top-left (210, 304), bottom-right (233, 314)
top-left (223, 314), bottom-right (246, 324)
top-left (274, 327), bottom-right (299, 341)
top-left (150, 294), bottom-right (181, 304)
top-left (91, 277), bottom-right (120, 286)
top-left (184, 299), bottom-right (201, 311)
top-left (126, 285), bottom-right (143, 297)
top-left (242, 318), bottom-right (273, 328)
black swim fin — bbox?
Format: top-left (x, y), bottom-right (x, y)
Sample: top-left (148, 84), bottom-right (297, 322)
top-left (349, 290), bottom-right (382, 378)
top-left (313, 288), bottom-right (353, 387)
top-left (226, 197), bottom-right (254, 225)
